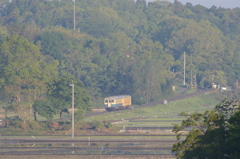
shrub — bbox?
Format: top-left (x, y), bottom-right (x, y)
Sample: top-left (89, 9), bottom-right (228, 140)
top-left (91, 121), bottom-right (103, 130)
top-left (11, 121), bottom-right (22, 129)
top-left (29, 121), bottom-right (43, 130)
top-left (47, 121), bottom-right (59, 130)
top-left (62, 123), bottom-right (71, 130)
top-left (103, 120), bottom-right (113, 128)
top-left (78, 122), bottom-right (91, 130)
top-left (38, 121), bottom-right (48, 130)
top-left (7, 116), bottom-right (22, 121)
top-left (74, 109), bottom-right (84, 122)
top-left (105, 121), bottom-right (113, 128)
top-left (20, 122), bottom-right (30, 130)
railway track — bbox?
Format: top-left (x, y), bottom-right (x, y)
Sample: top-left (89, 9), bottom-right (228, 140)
top-left (0, 138), bottom-right (180, 143)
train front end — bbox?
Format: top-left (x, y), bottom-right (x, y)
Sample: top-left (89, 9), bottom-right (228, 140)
top-left (104, 97), bottom-right (113, 111)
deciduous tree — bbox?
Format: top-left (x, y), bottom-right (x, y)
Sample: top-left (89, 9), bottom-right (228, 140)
top-left (0, 35), bottom-right (58, 121)
top-left (46, 75), bottom-right (91, 119)
top-left (172, 99), bottom-right (240, 159)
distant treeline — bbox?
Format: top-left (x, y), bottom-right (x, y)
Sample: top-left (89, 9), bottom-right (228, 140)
top-left (0, 0), bottom-right (240, 120)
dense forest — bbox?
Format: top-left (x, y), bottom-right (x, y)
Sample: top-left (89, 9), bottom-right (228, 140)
top-left (0, 0), bottom-right (240, 120)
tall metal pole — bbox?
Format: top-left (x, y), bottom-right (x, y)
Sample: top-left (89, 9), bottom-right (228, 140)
top-left (69, 83), bottom-right (74, 138)
top-left (191, 70), bottom-right (192, 88)
top-left (183, 52), bottom-right (186, 85)
top-left (73, 0), bottom-right (76, 30)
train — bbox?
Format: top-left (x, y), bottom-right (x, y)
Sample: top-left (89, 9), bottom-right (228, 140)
top-left (104, 95), bottom-right (132, 111)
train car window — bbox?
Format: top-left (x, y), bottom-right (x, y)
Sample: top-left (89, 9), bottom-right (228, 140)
top-left (111, 100), bottom-right (114, 103)
top-left (105, 100), bottom-right (108, 103)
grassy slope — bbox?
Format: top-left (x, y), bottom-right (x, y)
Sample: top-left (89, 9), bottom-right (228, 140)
top-left (83, 92), bottom-right (224, 127)
top-left (0, 91), bottom-right (225, 131)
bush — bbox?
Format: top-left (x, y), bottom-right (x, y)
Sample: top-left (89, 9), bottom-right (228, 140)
top-left (20, 122), bottom-right (30, 130)
top-left (47, 121), bottom-right (59, 130)
top-left (105, 121), bottom-right (113, 128)
top-left (7, 116), bottom-right (22, 121)
top-left (29, 121), bottom-right (43, 130)
top-left (103, 120), bottom-right (113, 128)
top-left (11, 121), bottom-right (22, 128)
top-left (74, 109), bottom-right (84, 122)
top-left (38, 121), bottom-right (48, 130)
top-left (91, 121), bottom-right (103, 130)
top-left (78, 122), bottom-right (91, 130)
top-left (62, 123), bottom-right (71, 130)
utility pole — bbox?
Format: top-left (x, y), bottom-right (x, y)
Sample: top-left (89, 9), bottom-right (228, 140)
top-left (69, 82), bottom-right (74, 138)
top-left (183, 52), bottom-right (186, 85)
top-left (191, 70), bottom-right (192, 88)
top-left (73, 0), bottom-right (76, 31)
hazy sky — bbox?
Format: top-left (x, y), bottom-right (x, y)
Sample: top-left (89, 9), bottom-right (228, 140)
top-left (146, 0), bottom-right (240, 9)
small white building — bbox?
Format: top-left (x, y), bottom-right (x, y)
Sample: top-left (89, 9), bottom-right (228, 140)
top-left (212, 83), bottom-right (217, 89)
top-left (220, 86), bottom-right (227, 91)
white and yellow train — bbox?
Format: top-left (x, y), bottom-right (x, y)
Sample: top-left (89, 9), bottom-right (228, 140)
top-left (104, 95), bottom-right (132, 111)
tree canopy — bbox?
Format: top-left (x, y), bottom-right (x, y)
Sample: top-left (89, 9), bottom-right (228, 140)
top-left (172, 99), bottom-right (240, 159)
top-left (1, 0), bottom-right (240, 120)
top-left (0, 34), bottom-right (58, 121)
top-left (46, 75), bottom-right (91, 119)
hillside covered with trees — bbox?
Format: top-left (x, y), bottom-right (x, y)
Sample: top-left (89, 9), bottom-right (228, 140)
top-left (0, 0), bottom-right (240, 120)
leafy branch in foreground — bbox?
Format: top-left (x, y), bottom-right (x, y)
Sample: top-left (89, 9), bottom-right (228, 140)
top-left (172, 99), bottom-right (240, 159)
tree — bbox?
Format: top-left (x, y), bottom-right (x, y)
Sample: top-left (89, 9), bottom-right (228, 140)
top-left (32, 99), bottom-right (57, 121)
top-left (172, 99), bottom-right (240, 159)
top-left (40, 29), bottom-right (69, 60)
top-left (131, 58), bottom-right (169, 104)
top-left (130, 38), bottom-right (174, 104)
top-left (0, 35), bottom-right (58, 121)
top-left (227, 110), bottom-right (240, 158)
top-left (0, 25), bottom-right (8, 43)
top-left (79, 7), bottom-right (118, 38)
top-left (136, 0), bottom-right (146, 9)
top-left (46, 75), bottom-right (91, 119)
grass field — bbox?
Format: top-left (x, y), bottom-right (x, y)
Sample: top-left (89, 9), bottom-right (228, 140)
top-left (81, 91), bottom-right (225, 133)
top-left (84, 91), bottom-right (222, 121)
top-left (0, 90), bottom-right (225, 135)
top-left (0, 90), bottom-right (227, 159)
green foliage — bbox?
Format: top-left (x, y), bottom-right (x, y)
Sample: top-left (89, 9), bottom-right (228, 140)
top-left (84, 92), bottom-right (221, 123)
top-left (46, 75), bottom-right (91, 118)
top-left (74, 109), bottom-right (84, 122)
top-left (47, 121), bottom-right (59, 131)
top-left (0, 25), bottom-right (8, 43)
top-left (0, 34), bottom-right (58, 121)
top-left (10, 120), bottom-right (43, 130)
top-left (228, 111), bottom-right (240, 158)
top-left (61, 122), bottom-right (71, 130)
top-left (33, 99), bottom-right (58, 120)
top-left (103, 120), bottom-right (113, 128)
top-left (40, 30), bottom-right (70, 60)
top-left (172, 99), bottom-right (240, 159)
top-left (79, 8), bottom-right (116, 38)
top-left (11, 121), bottom-right (22, 129)
top-left (29, 121), bottom-right (43, 130)
top-left (0, 0), bottom-right (240, 106)
top-left (91, 121), bottom-right (103, 130)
